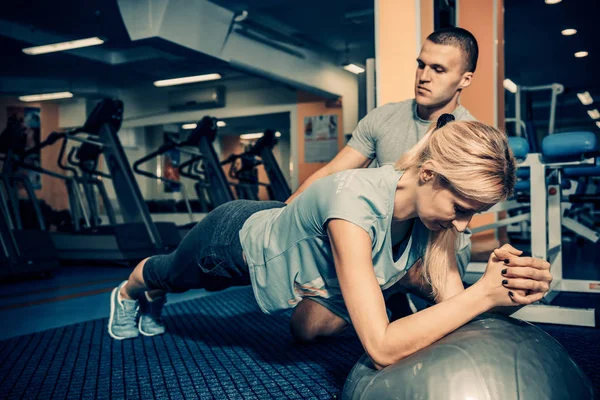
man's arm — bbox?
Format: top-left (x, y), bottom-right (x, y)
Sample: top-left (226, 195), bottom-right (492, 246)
top-left (285, 146), bottom-right (372, 204)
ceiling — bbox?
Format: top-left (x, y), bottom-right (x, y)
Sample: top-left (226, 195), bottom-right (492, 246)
top-left (0, 0), bottom-right (597, 132)
top-left (504, 0), bottom-right (599, 133)
top-left (212, 0), bottom-right (375, 63)
top-left (0, 0), bottom-right (248, 94)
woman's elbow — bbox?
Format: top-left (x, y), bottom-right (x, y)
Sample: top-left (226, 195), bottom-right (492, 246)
top-left (366, 346), bottom-right (398, 370)
top-left (366, 340), bottom-right (414, 370)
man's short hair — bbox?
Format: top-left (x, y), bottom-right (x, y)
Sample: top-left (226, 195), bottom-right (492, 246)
top-left (426, 27), bottom-right (479, 73)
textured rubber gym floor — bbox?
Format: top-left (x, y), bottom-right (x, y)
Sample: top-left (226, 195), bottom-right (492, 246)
top-left (1, 286), bottom-right (599, 400)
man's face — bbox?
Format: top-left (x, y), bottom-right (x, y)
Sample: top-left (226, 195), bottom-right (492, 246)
top-left (414, 40), bottom-right (472, 108)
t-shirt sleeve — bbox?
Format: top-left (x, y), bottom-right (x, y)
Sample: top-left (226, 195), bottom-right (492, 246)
top-left (317, 171), bottom-right (382, 241)
top-left (323, 206), bottom-right (377, 242)
top-left (347, 107), bottom-right (378, 159)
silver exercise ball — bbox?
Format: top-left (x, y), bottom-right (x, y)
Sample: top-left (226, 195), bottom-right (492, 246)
top-left (342, 314), bottom-right (593, 400)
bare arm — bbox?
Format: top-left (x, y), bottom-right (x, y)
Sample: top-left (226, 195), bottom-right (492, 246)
top-left (405, 244), bottom-right (547, 317)
top-left (328, 219), bottom-right (499, 369)
top-left (285, 146), bottom-right (372, 204)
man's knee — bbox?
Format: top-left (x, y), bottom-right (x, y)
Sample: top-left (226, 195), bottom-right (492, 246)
top-left (289, 299), bottom-right (347, 342)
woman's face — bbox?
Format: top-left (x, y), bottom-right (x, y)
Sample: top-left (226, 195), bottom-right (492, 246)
top-left (415, 171), bottom-right (489, 232)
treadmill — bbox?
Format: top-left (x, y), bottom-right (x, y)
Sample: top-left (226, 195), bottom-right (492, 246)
top-left (190, 116), bottom-right (236, 206)
top-left (251, 129), bottom-right (291, 202)
top-left (7, 99), bottom-right (179, 262)
top-left (0, 116), bottom-right (59, 279)
top-left (133, 116), bottom-right (235, 236)
top-left (221, 129), bottom-right (291, 202)
top-left (134, 116), bottom-right (235, 210)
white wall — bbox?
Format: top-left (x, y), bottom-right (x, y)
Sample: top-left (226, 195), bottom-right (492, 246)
top-left (100, 126), bottom-right (152, 208)
top-left (58, 98), bottom-right (87, 129)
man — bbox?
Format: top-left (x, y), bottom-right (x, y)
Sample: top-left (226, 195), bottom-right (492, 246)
top-left (287, 27), bottom-right (480, 341)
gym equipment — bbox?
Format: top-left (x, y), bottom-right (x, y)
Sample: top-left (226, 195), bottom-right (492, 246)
top-left (221, 149), bottom-right (265, 201)
top-left (0, 120), bottom-right (89, 231)
top-left (247, 129), bottom-right (291, 202)
top-left (221, 129), bottom-right (291, 202)
top-left (512, 82), bottom-right (564, 152)
top-left (4, 99), bottom-right (180, 262)
top-left (466, 132), bottom-right (600, 327)
top-left (0, 116), bottom-right (59, 279)
top-left (133, 116), bottom-right (234, 215)
top-left (342, 314), bottom-right (593, 399)
top-left (562, 160), bottom-right (600, 242)
top-left (190, 116), bottom-right (236, 206)
top-left (59, 128), bottom-right (117, 228)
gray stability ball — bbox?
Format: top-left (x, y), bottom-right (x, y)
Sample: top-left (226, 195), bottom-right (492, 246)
top-left (342, 314), bottom-right (593, 400)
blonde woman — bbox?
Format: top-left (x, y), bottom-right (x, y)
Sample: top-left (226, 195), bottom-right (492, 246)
top-left (108, 116), bottom-right (552, 369)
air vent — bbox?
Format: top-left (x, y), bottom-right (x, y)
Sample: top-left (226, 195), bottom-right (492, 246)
top-left (168, 86), bottom-right (225, 111)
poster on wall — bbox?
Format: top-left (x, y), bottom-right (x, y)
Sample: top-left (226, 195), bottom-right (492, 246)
top-left (162, 133), bottom-right (181, 193)
top-left (303, 114), bottom-right (338, 163)
top-left (6, 106), bottom-right (42, 189)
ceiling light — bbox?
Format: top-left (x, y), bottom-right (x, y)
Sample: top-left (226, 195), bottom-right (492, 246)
top-left (503, 78), bottom-right (518, 94)
top-left (19, 91), bottom-right (74, 102)
top-left (577, 91), bottom-right (594, 106)
top-left (234, 10), bottom-right (249, 23)
top-left (240, 133), bottom-right (264, 140)
top-left (154, 73), bottom-right (222, 87)
top-left (587, 109), bottom-right (600, 119)
top-left (182, 123), bottom-right (197, 130)
top-left (22, 37), bottom-right (104, 55)
top-left (239, 132), bottom-right (281, 140)
top-left (574, 51), bottom-right (588, 58)
top-left (561, 29), bottom-right (577, 36)
top-left (545, 0), bottom-right (562, 4)
top-left (216, 121), bottom-right (226, 128)
top-left (343, 63), bottom-right (365, 74)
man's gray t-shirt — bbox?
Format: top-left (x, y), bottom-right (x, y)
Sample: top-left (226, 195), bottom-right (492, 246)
top-left (347, 99), bottom-right (476, 277)
top-left (348, 99), bottom-right (476, 167)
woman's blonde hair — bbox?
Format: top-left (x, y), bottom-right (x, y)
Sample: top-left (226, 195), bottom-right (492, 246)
top-left (395, 119), bottom-right (516, 301)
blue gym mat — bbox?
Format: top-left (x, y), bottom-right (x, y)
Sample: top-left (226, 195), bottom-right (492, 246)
top-left (0, 287), bottom-right (598, 399)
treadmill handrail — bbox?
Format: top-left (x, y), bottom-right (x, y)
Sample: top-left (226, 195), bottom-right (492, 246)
top-left (178, 155), bottom-right (207, 181)
top-left (57, 129), bottom-right (103, 177)
top-left (57, 134), bottom-right (80, 177)
top-left (66, 146), bottom-right (112, 179)
top-left (133, 142), bottom-right (182, 185)
top-left (65, 131), bottom-right (111, 179)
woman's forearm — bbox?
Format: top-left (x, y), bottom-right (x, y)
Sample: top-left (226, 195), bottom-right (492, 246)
top-left (375, 282), bottom-right (492, 368)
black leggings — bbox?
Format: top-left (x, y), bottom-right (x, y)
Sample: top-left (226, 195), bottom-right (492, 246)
top-left (142, 200), bottom-right (286, 293)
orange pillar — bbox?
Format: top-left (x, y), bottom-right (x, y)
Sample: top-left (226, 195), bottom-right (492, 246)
top-left (458, 0), bottom-right (505, 127)
top-left (376, 0), bottom-right (434, 106)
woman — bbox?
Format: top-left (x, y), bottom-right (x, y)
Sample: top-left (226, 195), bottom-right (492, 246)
top-left (108, 116), bottom-right (552, 369)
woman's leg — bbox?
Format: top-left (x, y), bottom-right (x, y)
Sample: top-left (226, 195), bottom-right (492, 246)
top-left (109, 214), bottom-right (223, 340)
top-left (290, 299), bottom-right (349, 342)
top-left (119, 257), bottom-right (161, 300)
